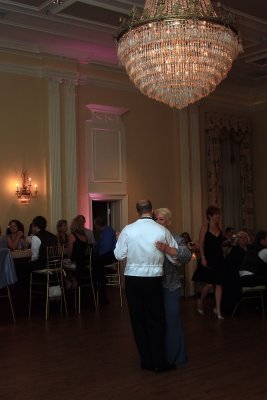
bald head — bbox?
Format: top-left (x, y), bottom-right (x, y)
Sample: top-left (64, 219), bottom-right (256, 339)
top-left (136, 199), bottom-right (153, 216)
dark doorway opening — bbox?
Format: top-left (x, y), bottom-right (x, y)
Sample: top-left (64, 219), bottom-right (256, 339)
top-left (92, 201), bottom-right (111, 226)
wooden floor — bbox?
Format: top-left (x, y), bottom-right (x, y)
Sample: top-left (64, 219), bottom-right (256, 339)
top-left (1, 288), bottom-right (267, 400)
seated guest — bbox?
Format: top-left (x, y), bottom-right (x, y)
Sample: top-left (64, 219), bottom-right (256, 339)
top-left (221, 231), bottom-right (249, 314)
top-left (181, 232), bottom-right (192, 246)
top-left (93, 217), bottom-right (117, 304)
top-left (181, 231), bottom-right (199, 255)
top-left (76, 215), bottom-right (95, 244)
top-left (26, 223), bottom-right (34, 247)
top-left (56, 219), bottom-right (69, 255)
top-left (241, 228), bottom-right (255, 245)
top-left (67, 215), bottom-right (89, 285)
top-left (6, 219), bottom-right (28, 250)
top-left (223, 226), bottom-right (236, 242)
top-left (222, 226), bottom-right (236, 256)
top-left (30, 216), bottom-right (58, 270)
top-left (239, 230), bottom-right (267, 287)
top-left (227, 231), bottom-right (250, 265)
top-left (0, 225), bottom-right (8, 248)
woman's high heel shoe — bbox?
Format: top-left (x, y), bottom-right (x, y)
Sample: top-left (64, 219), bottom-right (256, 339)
top-left (197, 300), bottom-right (204, 316)
top-left (213, 308), bottom-right (224, 320)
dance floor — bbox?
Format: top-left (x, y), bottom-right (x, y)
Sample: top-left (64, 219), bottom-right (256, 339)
top-left (1, 288), bottom-right (267, 400)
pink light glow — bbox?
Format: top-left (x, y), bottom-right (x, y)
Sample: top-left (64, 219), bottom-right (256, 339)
top-left (86, 104), bottom-right (128, 116)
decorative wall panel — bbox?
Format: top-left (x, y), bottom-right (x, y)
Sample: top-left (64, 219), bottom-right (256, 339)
top-left (91, 128), bottom-right (122, 182)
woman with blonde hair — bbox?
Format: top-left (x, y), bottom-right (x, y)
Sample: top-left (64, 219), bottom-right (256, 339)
top-left (154, 207), bottom-right (191, 366)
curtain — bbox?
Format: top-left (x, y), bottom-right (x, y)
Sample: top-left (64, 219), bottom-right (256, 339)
top-left (205, 112), bottom-right (254, 230)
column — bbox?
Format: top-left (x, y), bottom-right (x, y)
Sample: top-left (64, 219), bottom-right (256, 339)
top-left (48, 78), bottom-right (62, 226)
top-left (63, 80), bottom-right (78, 222)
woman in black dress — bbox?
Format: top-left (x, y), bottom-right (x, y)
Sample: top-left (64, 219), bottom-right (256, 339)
top-left (194, 206), bottom-right (225, 319)
top-left (67, 215), bottom-right (88, 286)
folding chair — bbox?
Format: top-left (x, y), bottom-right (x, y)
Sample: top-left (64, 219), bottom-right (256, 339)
top-left (97, 261), bottom-right (123, 308)
top-left (232, 285), bottom-right (266, 318)
top-left (77, 245), bottom-right (97, 312)
top-left (29, 246), bottom-right (68, 320)
top-left (63, 244), bottom-right (97, 313)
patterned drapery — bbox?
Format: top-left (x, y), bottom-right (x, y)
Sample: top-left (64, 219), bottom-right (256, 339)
top-left (205, 112), bottom-right (254, 230)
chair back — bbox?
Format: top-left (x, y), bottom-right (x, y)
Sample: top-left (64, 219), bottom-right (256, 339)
top-left (76, 244), bottom-right (97, 312)
top-left (46, 246), bottom-right (64, 270)
top-left (0, 248), bottom-right (17, 289)
top-left (84, 244), bottom-right (93, 267)
top-left (232, 284), bottom-right (266, 318)
top-left (100, 261), bottom-right (123, 307)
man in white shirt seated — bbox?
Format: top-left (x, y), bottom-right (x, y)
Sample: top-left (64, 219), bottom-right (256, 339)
top-left (30, 216), bottom-right (58, 270)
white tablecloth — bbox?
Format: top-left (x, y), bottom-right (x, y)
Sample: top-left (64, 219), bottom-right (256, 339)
top-left (0, 248), bottom-right (18, 289)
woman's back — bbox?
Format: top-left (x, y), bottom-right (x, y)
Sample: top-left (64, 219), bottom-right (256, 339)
top-left (71, 233), bottom-right (88, 263)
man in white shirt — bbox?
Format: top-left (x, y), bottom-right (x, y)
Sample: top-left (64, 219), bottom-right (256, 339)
top-left (114, 199), bottom-right (178, 372)
top-left (30, 216), bottom-right (58, 269)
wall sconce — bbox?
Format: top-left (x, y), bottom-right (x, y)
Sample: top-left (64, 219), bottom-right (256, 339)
top-left (15, 170), bottom-right (38, 205)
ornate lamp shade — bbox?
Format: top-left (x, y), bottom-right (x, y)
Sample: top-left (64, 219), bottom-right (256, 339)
top-left (116, 0), bottom-right (243, 109)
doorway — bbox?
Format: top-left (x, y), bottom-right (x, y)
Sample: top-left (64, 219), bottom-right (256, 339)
top-left (89, 194), bottom-right (128, 233)
top-left (92, 200), bottom-right (121, 231)
top-left (92, 201), bottom-right (112, 226)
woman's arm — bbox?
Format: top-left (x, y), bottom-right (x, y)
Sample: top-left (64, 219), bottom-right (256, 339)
top-left (7, 236), bottom-right (15, 250)
top-left (18, 231), bottom-right (28, 249)
top-left (156, 236), bottom-right (191, 264)
top-left (7, 232), bottom-right (26, 250)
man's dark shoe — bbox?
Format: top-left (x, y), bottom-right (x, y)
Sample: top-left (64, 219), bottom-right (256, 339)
top-left (153, 363), bottom-right (176, 373)
top-left (141, 362), bottom-right (153, 371)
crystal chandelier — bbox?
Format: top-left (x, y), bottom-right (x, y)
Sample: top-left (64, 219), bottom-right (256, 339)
top-left (116, 0), bottom-right (243, 109)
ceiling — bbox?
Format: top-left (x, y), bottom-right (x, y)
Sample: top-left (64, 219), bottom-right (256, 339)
top-left (0, 1), bottom-right (266, 100)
